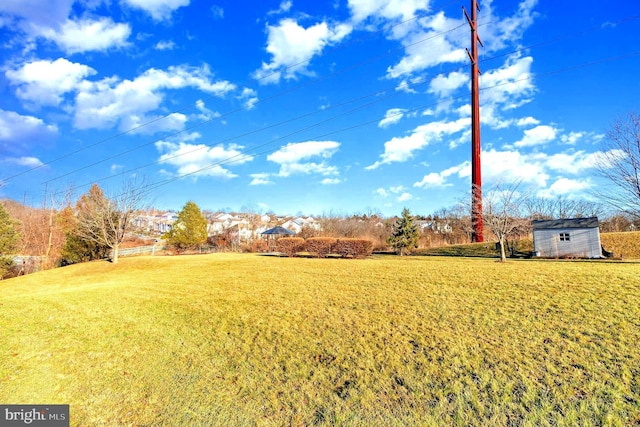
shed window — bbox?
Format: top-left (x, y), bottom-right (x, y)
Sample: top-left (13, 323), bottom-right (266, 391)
top-left (559, 232), bottom-right (570, 242)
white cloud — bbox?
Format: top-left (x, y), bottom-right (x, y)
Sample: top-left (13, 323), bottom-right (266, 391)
top-left (479, 0), bottom-right (539, 53)
top-left (74, 64), bottom-right (235, 131)
top-left (412, 144), bottom-right (608, 200)
top-left (386, 20), bottom-right (467, 78)
top-left (397, 192), bottom-right (413, 202)
top-left (367, 117), bottom-right (469, 169)
top-left (238, 88), bottom-right (259, 110)
top-left (121, 0), bottom-right (190, 21)
top-left (267, 140), bottom-right (340, 177)
top-left (375, 188), bottom-right (389, 197)
top-left (482, 148), bottom-right (549, 186)
top-left (210, 5), bottom-right (224, 20)
top-left (6, 58), bottom-right (96, 107)
top-left (268, 0), bottom-right (292, 15)
top-left (543, 150), bottom-right (606, 175)
top-left (373, 185), bottom-right (413, 206)
top-left (268, 140), bottom-right (339, 164)
top-left (395, 78), bottom-right (418, 94)
top-left (429, 71), bottom-right (468, 97)
top-left (0, 0), bottom-right (75, 28)
top-left (584, 149), bottom-right (625, 170)
top-left (348, 0), bottom-right (429, 24)
top-left (381, 0), bottom-right (538, 80)
top-left (513, 124), bottom-right (557, 148)
top-left (560, 131), bottom-right (583, 145)
top-left (321, 178), bottom-right (341, 185)
top-left (515, 116), bottom-right (540, 127)
top-left (480, 55), bottom-right (535, 108)
top-left (193, 100), bottom-right (220, 121)
top-left (36, 18), bottom-right (131, 54)
top-left (110, 164), bottom-right (124, 173)
top-left (155, 40), bottom-right (176, 50)
top-left (413, 172), bottom-right (446, 188)
top-left (156, 140), bottom-right (252, 179)
top-left (6, 156), bottom-right (44, 167)
top-left (0, 109), bottom-right (58, 153)
top-left (254, 18), bottom-right (352, 84)
top-left (414, 163), bottom-right (467, 188)
top-left (537, 177), bottom-right (592, 198)
top-left (250, 173), bottom-right (273, 185)
top-left (378, 108), bottom-right (406, 128)
top-left (376, 185), bottom-right (412, 200)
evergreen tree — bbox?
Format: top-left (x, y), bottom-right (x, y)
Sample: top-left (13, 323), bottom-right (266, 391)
top-left (60, 232), bottom-right (110, 266)
top-left (164, 201), bottom-right (208, 252)
top-left (387, 207), bottom-right (419, 256)
top-left (73, 181), bottom-right (145, 264)
top-left (0, 203), bottom-right (19, 278)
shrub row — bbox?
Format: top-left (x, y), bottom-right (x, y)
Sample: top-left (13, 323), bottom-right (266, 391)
top-left (276, 237), bottom-right (373, 258)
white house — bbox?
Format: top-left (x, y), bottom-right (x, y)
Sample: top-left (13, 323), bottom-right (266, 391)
top-left (532, 217), bottom-right (603, 258)
top-left (282, 216), bottom-right (321, 233)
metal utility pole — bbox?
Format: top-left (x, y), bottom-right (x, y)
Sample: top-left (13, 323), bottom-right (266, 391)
top-left (464, 0), bottom-right (484, 242)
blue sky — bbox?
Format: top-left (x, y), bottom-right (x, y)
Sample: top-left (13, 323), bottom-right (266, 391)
top-left (1, 0), bottom-right (639, 216)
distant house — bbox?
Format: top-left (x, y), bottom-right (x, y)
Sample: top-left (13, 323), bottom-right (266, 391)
top-left (415, 220), bottom-right (452, 234)
top-left (532, 217), bottom-right (603, 258)
top-left (281, 217), bottom-right (320, 234)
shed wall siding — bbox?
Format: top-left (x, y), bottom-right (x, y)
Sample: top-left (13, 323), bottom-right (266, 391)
top-left (533, 227), bottom-right (602, 258)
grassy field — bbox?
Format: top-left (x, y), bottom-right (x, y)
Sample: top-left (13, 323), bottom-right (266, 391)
top-left (1, 254), bottom-right (640, 426)
top-left (417, 232), bottom-right (640, 259)
top-left (601, 232), bottom-right (640, 259)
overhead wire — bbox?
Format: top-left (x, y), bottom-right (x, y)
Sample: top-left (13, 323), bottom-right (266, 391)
top-left (44, 12), bottom-right (640, 189)
top-left (50, 13), bottom-right (640, 196)
top-left (108, 49), bottom-right (640, 200)
top-left (6, 7), bottom-right (639, 203)
top-left (38, 22), bottom-right (469, 185)
top-left (1, 6), bottom-right (450, 183)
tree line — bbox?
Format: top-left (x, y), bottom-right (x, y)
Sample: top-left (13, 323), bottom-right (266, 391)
top-left (1, 183), bottom-right (637, 278)
top-left (1, 111), bottom-right (639, 276)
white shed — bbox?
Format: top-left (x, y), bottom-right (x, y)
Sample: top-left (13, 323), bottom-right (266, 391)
top-left (532, 217), bottom-right (603, 258)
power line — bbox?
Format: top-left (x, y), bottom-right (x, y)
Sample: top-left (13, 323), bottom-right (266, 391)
top-left (1, 7), bottom-right (454, 183)
top-left (45, 13), bottom-right (640, 193)
top-left (51, 43), bottom-right (640, 199)
top-left (103, 49), bottom-right (640, 201)
top-left (37, 23), bottom-right (469, 185)
top-left (5, 9), bottom-right (639, 202)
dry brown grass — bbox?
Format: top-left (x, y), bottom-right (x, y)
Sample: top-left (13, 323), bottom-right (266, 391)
top-left (600, 231), bottom-right (640, 258)
top-left (1, 254), bottom-right (639, 426)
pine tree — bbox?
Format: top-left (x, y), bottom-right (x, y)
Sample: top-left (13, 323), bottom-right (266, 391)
top-left (0, 203), bottom-right (19, 278)
top-left (73, 181), bottom-right (145, 264)
top-left (387, 207), bottom-right (419, 256)
top-left (164, 201), bottom-right (208, 252)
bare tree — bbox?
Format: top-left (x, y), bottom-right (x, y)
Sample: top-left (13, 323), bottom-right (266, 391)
top-left (2, 195), bottom-right (70, 271)
top-left (75, 180), bottom-right (146, 264)
top-left (474, 182), bottom-right (530, 262)
top-left (595, 111), bottom-right (640, 219)
top-left (523, 196), bottom-right (604, 220)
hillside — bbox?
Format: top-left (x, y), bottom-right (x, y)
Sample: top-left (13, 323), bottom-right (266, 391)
top-left (600, 231), bottom-right (640, 258)
top-left (1, 254), bottom-right (639, 426)
top-left (416, 231), bottom-right (640, 259)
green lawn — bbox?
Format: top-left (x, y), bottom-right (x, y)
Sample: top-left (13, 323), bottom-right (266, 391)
top-left (1, 254), bottom-right (639, 426)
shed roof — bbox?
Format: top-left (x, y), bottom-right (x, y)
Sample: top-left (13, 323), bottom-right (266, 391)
top-left (531, 217), bottom-right (599, 230)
